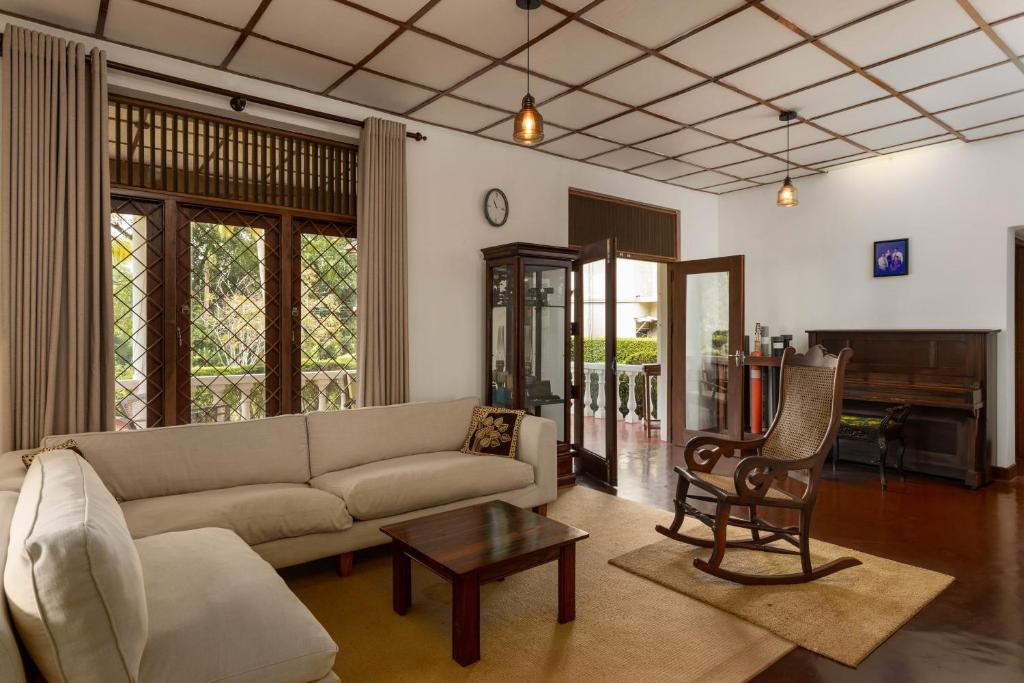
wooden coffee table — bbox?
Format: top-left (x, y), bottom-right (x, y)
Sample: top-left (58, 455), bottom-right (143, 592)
top-left (380, 500), bottom-right (589, 666)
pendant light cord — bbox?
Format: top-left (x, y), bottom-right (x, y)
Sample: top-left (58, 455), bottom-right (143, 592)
top-left (786, 117), bottom-right (790, 174)
top-left (526, 7), bottom-right (531, 94)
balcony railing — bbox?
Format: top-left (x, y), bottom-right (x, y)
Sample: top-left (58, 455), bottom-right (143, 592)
top-left (115, 368), bottom-right (357, 429)
top-left (577, 362), bottom-right (659, 423)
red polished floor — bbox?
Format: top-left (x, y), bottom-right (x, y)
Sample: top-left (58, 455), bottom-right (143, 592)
top-left (577, 419), bottom-right (1024, 682)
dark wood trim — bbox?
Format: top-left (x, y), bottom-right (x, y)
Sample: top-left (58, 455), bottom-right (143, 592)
top-left (1016, 239), bottom-right (1024, 471)
top-left (221, 0), bottom-right (272, 68)
top-left (992, 463), bottom-right (1018, 480)
top-left (94, 0), bottom-right (110, 37)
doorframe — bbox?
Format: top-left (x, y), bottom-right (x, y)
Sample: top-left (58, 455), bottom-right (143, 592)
top-left (667, 255), bottom-right (745, 446)
top-left (1014, 238), bottom-right (1024, 475)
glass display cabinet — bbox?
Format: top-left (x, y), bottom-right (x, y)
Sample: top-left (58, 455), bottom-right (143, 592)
top-left (481, 243), bottom-right (577, 486)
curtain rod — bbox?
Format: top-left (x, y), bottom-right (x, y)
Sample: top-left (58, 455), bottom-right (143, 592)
top-left (0, 33), bottom-right (427, 141)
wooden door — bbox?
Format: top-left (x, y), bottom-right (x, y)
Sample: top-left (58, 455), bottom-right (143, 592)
top-left (573, 239), bottom-right (617, 487)
top-left (668, 255), bottom-right (745, 445)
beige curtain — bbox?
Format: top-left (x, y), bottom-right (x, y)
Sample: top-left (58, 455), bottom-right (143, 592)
top-left (0, 26), bottom-right (113, 451)
top-left (356, 117), bottom-right (408, 407)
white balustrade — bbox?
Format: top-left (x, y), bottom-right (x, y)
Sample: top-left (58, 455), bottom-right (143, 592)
top-left (571, 363), bottom-right (659, 423)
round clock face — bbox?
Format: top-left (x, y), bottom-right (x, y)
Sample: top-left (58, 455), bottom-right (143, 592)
top-left (484, 188), bottom-right (509, 227)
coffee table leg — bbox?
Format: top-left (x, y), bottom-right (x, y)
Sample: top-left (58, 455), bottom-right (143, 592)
top-left (392, 542), bottom-right (411, 616)
top-left (452, 574), bottom-right (480, 666)
top-left (558, 544), bottom-right (576, 624)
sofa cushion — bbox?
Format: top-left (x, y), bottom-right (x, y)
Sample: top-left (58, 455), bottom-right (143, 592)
top-left (306, 397), bottom-right (478, 477)
top-left (136, 527), bottom-right (337, 683)
top-left (0, 491), bottom-right (26, 683)
top-left (311, 450), bottom-right (535, 520)
top-left (4, 451), bottom-right (148, 683)
top-left (41, 414), bottom-right (310, 501)
top-left (461, 406), bottom-right (525, 458)
top-left (120, 483), bottom-right (354, 546)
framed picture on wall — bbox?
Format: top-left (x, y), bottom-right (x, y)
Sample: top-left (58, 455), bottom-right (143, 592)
top-left (874, 238), bottom-right (909, 277)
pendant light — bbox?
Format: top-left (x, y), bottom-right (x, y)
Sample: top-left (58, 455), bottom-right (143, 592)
top-left (777, 110), bottom-right (798, 208)
top-left (513, 0), bottom-right (544, 145)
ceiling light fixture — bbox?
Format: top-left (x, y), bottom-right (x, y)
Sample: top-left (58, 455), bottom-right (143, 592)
top-left (513, 0), bottom-right (544, 145)
top-left (777, 110), bottom-right (798, 208)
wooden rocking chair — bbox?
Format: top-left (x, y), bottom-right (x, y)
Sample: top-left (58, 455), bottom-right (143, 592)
top-left (655, 345), bottom-right (861, 585)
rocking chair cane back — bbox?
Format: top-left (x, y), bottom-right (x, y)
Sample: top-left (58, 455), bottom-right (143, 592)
top-left (655, 345), bottom-right (861, 585)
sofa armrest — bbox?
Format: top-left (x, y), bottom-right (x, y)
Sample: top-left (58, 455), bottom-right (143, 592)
top-left (516, 416), bottom-right (557, 503)
top-left (0, 450), bottom-right (30, 493)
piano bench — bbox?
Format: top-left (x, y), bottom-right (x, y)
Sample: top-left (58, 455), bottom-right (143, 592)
top-left (834, 404), bottom-right (912, 490)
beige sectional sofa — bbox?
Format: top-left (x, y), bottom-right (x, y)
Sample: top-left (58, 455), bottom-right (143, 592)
top-left (0, 396), bottom-right (557, 681)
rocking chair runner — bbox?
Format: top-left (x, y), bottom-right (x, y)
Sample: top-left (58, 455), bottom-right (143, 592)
top-left (655, 345), bottom-right (861, 585)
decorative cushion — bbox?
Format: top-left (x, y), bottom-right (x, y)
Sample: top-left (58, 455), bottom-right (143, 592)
top-left (120, 483), bottom-right (354, 545)
top-left (310, 451), bottom-right (535, 520)
top-left (136, 527), bottom-right (337, 683)
top-left (4, 450), bottom-right (148, 683)
top-left (19, 438), bottom-right (80, 469)
top-left (461, 406), bottom-right (525, 458)
top-left (840, 414), bottom-right (884, 429)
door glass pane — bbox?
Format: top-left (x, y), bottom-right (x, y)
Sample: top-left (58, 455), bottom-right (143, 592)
top-left (298, 232), bottom-right (358, 413)
top-left (685, 271), bottom-right (730, 433)
top-left (188, 218), bottom-right (273, 422)
top-left (489, 265), bottom-right (513, 408)
top-left (524, 265), bottom-right (566, 441)
top-left (581, 260), bottom-right (610, 457)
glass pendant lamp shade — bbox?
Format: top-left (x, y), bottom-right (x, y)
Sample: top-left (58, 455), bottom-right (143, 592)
top-left (777, 176), bottom-right (798, 207)
top-left (513, 93), bottom-right (544, 144)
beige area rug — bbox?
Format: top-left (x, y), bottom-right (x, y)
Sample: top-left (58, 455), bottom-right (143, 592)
top-left (283, 487), bottom-right (793, 682)
top-left (610, 529), bottom-right (954, 667)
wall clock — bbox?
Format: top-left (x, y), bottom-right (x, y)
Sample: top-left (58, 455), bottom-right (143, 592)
top-left (484, 188), bottom-right (509, 227)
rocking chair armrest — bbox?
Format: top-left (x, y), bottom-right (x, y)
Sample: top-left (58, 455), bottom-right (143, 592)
top-left (733, 455), bottom-right (807, 500)
top-left (684, 434), bottom-right (768, 473)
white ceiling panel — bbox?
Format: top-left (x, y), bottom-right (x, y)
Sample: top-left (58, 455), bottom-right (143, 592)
top-left (535, 91), bottom-right (630, 129)
top-left (992, 16), bottom-right (1024, 54)
top-left (537, 133), bottom-right (620, 159)
top-left (417, 0), bottom-right (563, 59)
top-left (724, 44), bottom-right (850, 100)
top-left (876, 134), bottom-right (956, 153)
top-left (585, 111), bottom-right (680, 144)
top-left (698, 105), bottom-right (782, 139)
top-left (662, 7), bottom-right (801, 76)
top-left (670, 170), bottom-right (737, 188)
top-left (739, 122), bottom-right (832, 153)
top-left (849, 117), bottom-right (947, 148)
top-left (151, 0), bottom-right (262, 29)
top-left (366, 32), bottom-right (491, 90)
top-left (331, 70), bottom-right (434, 112)
top-left (590, 147), bottom-right (664, 169)
top-left (584, 0), bottom-right (745, 48)
top-left (970, 0), bottom-right (1024, 22)
top-left (814, 152), bottom-right (875, 169)
top-left (821, 0), bottom-right (977, 66)
top-left (231, 37), bottom-right (343, 91)
top-left (908, 63), bottom-right (1024, 111)
top-left (772, 73), bottom-right (888, 119)
top-left (631, 158), bottom-right (703, 180)
top-left (787, 138), bottom-right (865, 165)
top-left (586, 57), bottom-right (704, 106)
top-left (868, 33), bottom-right (1008, 92)
top-left (762, 0), bottom-right (899, 35)
top-left (813, 97), bottom-right (920, 134)
top-left (718, 155), bottom-right (788, 178)
top-left (479, 120), bottom-right (571, 143)
top-left (453, 66), bottom-right (565, 113)
top-left (106, 0), bottom-right (238, 65)
top-left (937, 91), bottom-right (1024, 129)
top-left (713, 180), bottom-right (760, 192)
top-left (254, 0), bottom-right (394, 64)
top-left (647, 82), bottom-right (755, 124)
top-left (414, 97), bottom-right (506, 131)
top-left (680, 143), bottom-right (760, 168)
top-left (635, 127), bottom-right (721, 156)
top-left (1, 0), bottom-right (100, 33)
top-left (355, 0), bottom-right (428, 22)
top-left (507, 21), bottom-right (643, 85)
top-left (961, 116), bottom-right (1024, 139)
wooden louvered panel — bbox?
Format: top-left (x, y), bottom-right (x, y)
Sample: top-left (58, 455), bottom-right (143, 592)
top-left (568, 189), bottom-right (679, 262)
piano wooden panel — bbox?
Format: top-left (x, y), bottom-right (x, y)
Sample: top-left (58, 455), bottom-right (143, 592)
top-left (808, 330), bottom-right (997, 488)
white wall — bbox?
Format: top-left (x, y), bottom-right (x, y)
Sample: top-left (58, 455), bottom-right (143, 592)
top-left (0, 15), bottom-right (719, 406)
top-left (719, 135), bottom-right (1024, 467)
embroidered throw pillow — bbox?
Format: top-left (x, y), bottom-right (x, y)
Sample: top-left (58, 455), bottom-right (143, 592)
top-left (461, 407), bottom-right (525, 459)
top-left (21, 439), bottom-right (81, 469)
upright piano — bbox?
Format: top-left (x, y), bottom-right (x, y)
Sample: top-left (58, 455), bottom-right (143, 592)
top-left (807, 329), bottom-right (997, 488)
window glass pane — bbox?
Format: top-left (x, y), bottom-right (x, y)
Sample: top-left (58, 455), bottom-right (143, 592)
top-left (685, 271), bottom-right (729, 433)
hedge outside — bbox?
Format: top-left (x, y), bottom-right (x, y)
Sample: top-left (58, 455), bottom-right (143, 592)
top-left (580, 337), bottom-right (657, 365)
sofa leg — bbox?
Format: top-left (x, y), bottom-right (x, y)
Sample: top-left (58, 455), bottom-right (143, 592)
top-left (337, 552), bottom-right (354, 577)
top-left (532, 504), bottom-right (548, 517)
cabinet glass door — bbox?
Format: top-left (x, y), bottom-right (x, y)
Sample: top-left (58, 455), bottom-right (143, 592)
top-left (489, 263), bottom-right (514, 408)
top-left (523, 263), bottom-right (568, 442)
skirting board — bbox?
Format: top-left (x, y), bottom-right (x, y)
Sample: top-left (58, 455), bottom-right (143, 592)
top-left (991, 463), bottom-right (1018, 480)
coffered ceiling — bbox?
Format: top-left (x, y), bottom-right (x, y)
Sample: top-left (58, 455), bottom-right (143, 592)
top-left (2, 0), bottom-right (1023, 194)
